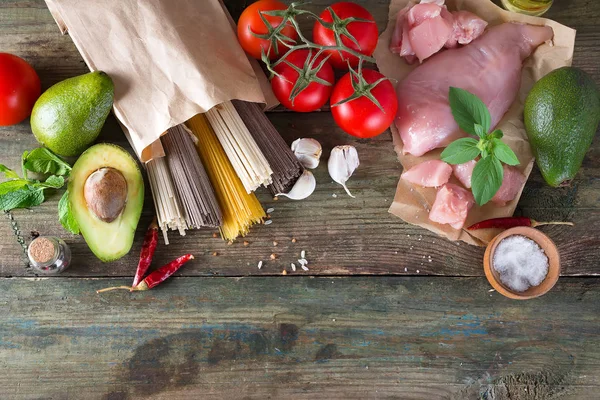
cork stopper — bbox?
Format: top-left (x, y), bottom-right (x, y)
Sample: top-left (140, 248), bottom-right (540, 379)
top-left (29, 237), bottom-right (57, 264)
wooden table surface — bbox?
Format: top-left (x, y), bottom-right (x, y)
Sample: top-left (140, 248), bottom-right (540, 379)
top-left (1, 0), bottom-right (599, 398)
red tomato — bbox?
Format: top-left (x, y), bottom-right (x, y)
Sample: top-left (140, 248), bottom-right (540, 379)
top-left (312, 2), bottom-right (378, 69)
top-left (0, 53), bottom-right (41, 126)
top-left (237, 0), bottom-right (298, 60)
top-left (330, 69), bottom-right (398, 138)
top-left (271, 49), bottom-right (335, 113)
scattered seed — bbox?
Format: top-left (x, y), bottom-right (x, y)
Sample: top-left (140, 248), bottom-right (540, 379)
top-left (291, 263), bottom-right (296, 271)
top-left (282, 269), bottom-right (287, 275)
top-left (301, 265), bottom-right (309, 271)
top-left (243, 241), bottom-right (250, 246)
top-left (212, 232), bottom-right (218, 238)
top-left (212, 252), bottom-right (218, 256)
top-left (258, 261), bottom-right (263, 269)
top-left (273, 241), bottom-right (278, 247)
top-left (227, 241), bottom-right (233, 246)
top-left (301, 250), bottom-right (306, 258)
top-left (270, 253), bottom-right (277, 260)
top-left (291, 238), bottom-right (297, 243)
top-left (267, 214), bottom-right (271, 218)
top-left (264, 220), bottom-right (273, 225)
top-left (273, 196), bottom-right (279, 201)
top-left (428, 259), bottom-right (432, 262)
top-left (266, 207), bottom-right (275, 213)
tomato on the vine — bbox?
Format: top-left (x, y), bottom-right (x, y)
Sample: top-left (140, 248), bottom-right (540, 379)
top-left (0, 53), bottom-right (41, 126)
top-left (312, 2), bottom-right (378, 70)
top-left (271, 49), bottom-right (335, 113)
top-left (330, 69), bottom-right (397, 138)
top-left (237, 0), bottom-right (298, 60)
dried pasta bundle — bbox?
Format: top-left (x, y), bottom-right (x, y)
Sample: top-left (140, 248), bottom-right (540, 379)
top-left (186, 114), bottom-right (266, 241)
top-left (161, 125), bottom-right (223, 229)
top-left (205, 101), bottom-right (273, 193)
top-left (232, 100), bottom-right (303, 195)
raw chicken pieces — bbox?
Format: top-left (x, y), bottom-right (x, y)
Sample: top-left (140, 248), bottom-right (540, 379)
top-left (452, 160), bottom-right (477, 189)
top-left (396, 22), bottom-right (553, 156)
top-left (492, 166), bottom-right (526, 206)
top-left (401, 160), bottom-right (452, 187)
top-left (429, 183), bottom-right (475, 229)
top-left (389, 0), bottom-right (487, 63)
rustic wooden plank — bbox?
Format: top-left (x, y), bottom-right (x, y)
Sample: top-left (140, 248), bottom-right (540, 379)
top-left (0, 276), bottom-right (599, 399)
top-left (0, 0), bottom-right (599, 278)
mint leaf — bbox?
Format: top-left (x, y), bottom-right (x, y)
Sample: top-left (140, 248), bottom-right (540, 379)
top-left (492, 139), bottom-right (520, 166)
top-left (0, 186), bottom-right (45, 211)
top-left (41, 175), bottom-right (65, 189)
top-left (0, 164), bottom-right (20, 181)
top-left (0, 180), bottom-right (29, 196)
top-left (472, 156), bottom-right (503, 206)
top-left (22, 148), bottom-right (71, 176)
top-left (490, 129), bottom-right (503, 139)
top-left (474, 124), bottom-right (486, 139)
top-left (58, 190), bottom-right (80, 235)
top-left (440, 137), bottom-right (480, 165)
top-left (449, 87), bottom-right (491, 135)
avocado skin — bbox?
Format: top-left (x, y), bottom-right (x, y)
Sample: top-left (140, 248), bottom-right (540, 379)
top-left (524, 67), bottom-right (600, 187)
top-left (31, 71), bottom-right (114, 157)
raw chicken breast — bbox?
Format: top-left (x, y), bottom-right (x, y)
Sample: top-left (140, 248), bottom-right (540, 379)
top-left (452, 11), bottom-right (488, 45)
top-left (452, 159), bottom-right (477, 188)
top-left (401, 160), bottom-right (452, 187)
top-left (429, 183), bottom-right (475, 229)
top-left (396, 23), bottom-right (553, 156)
top-left (492, 166), bottom-right (526, 206)
top-left (389, 0), bottom-right (488, 63)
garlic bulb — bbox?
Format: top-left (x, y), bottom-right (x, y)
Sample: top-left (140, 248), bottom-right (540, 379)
top-left (277, 170), bottom-right (316, 200)
top-left (328, 145), bottom-right (360, 198)
top-left (291, 138), bottom-right (322, 169)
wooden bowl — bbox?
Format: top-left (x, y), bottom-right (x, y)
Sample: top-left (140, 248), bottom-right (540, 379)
top-left (483, 227), bottom-right (560, 300)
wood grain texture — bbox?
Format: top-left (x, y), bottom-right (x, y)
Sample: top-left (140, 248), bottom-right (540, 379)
top-left (0, 0), bottom-right (599, 278)
top-left (1, 276), bottom-right (599, 399)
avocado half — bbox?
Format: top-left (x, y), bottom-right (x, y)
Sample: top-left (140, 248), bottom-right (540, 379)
top-left (68, 143), bottom-right (144, 262)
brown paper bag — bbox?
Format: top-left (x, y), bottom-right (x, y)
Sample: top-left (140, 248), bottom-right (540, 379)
top-left (373, 0), bottom-right (576, 246)
top-left (44, 0), bottom-right (277, 162)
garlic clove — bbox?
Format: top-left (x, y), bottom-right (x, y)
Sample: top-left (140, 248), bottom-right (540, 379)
top-left (291, 138), bottom-right (322, 169)
top-left (277, 170), bottom-right (316, 200)
top-left (328, 145), bottom-right (360, 198)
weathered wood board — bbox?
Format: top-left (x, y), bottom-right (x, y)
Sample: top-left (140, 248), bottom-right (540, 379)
top-left (1, 276), bottom-right (599, 399)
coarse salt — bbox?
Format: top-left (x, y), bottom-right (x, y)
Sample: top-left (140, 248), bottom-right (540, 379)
top-left (266, 207), bottom-right (275, 213)
top-left (291, 263), bottom-right (296, 271)
top-left (257, 261), bottom-right (263, 270)
top-left (301, 265), bottom-right (309, 271)
top-left (493, 235), bottom-right (549, 292)
top-left (264, 220), bottom-right (273, 225)
top-left (301, 250), bottom-right (306, 258)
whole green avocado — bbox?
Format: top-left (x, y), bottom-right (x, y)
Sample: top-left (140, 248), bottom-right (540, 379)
top-left (30, 71), bottom-right (114, 158)
top-left (524, 67), bottom-right (600, 187)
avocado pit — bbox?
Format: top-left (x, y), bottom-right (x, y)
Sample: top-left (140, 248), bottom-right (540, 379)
top-left (84, 167), bottom-right (128, 223)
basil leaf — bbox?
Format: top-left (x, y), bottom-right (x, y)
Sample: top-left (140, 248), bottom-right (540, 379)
top-left (0, 186), bottom-right (45, 211)
top-left (58, 190), bottom-right (80, 235)
top-left (449, 87), bottom-right (491, 135)
top-left (492, 139), bottom-right (520, 166)
top-left (0, 180), bottom-right (29, 196)
top-left (490, 129), bottom-right (503, 139)
top-left (41, 175), bottom-right (65, 189)
top-left (440, 137), bottom-right (480, 165)
top-left (0, 164), bottom-right (21, 180)
top-left (474, 124), bottom-right (486, 139)
top-left (472, 156), bottom-right (503, 206)
top-left (22, 148), bottom-right (71, 176)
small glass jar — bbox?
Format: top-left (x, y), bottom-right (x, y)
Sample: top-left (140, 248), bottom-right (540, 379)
top-left (27, 236), bottom-right (71, 275)
top-left (501, 0), bottom-right (553, 17)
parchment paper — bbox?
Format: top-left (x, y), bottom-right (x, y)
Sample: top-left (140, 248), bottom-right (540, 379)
top-left (373, 0), bottom-right (576, 246)
top-left (44, 0), bottom-right (277, 162)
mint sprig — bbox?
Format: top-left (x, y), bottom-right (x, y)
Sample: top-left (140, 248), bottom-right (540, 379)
top-left (441, 87), bottom-right (520, 206)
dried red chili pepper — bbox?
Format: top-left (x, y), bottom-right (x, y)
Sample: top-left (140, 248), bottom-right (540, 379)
top-left (132, 218), bottom-right (159, 288)
top-left (467, 217), bottom-right (574, 230)
top-left (97, 254), bottom-right (194, 293)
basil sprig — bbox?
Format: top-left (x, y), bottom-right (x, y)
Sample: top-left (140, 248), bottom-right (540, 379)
top-left (441, 87), bottom-right (520, 206)
top-left (1, 147), bottom-right (79, 234)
